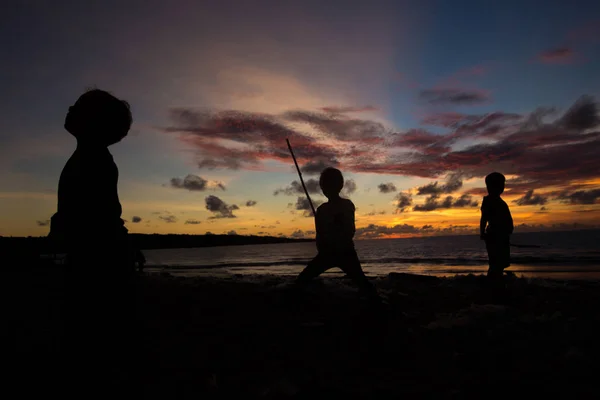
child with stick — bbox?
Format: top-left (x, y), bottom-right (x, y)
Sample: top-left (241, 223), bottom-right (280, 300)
top-left (293, 167), bottom-right (382, 304)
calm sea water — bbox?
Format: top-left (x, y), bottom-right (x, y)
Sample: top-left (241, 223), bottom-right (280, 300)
top-left (143, 229), bottom-right (600, 280)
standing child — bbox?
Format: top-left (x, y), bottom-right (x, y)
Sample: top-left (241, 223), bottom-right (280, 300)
top-left (480, 172), bottom-right (514, 279)
top-left (49, 88), bottom-right (137, 391)
top-left (294, 167), bottom-right (382, 304)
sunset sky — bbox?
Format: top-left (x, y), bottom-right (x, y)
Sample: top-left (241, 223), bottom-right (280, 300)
top-left (2, 1), bottom-right (600, 239)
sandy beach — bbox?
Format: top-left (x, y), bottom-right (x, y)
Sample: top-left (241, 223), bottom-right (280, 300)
top-left (9, 266), bottom-right (600, 398)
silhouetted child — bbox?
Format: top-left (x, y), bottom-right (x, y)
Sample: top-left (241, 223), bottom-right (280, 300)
top-left (50, 89), bottom-right (132, 256)
top-left (480, 172), bottom-right (514, 279)
top-left (294, 168), bottom-right (381, 304)
top-left (49, 89), bottom-right (137, 390)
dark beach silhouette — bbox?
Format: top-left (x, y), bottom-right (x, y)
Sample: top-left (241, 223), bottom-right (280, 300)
top-left (6, 92), bottom-right (598, 398)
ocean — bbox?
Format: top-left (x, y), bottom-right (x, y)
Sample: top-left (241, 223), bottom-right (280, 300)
top-left (142, 229), bottom-right (600, 280)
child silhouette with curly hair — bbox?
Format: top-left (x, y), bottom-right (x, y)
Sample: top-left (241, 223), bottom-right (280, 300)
top-left (50, 89), bottom-right (138, 390)
top-left (50, 89), bottom-right (132, 254)
top-left (480, 172), bottom-right (514, 279)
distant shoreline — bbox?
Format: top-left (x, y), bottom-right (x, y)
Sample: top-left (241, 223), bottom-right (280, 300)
top-left (0, 233), bottom-right (315, 255)
top-left (2, 228), bottom-right (598, 254)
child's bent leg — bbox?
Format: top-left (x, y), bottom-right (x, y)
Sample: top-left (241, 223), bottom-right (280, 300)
top-left (295, 253), bottom-right (330, 286)
top-left (340, 251), bottom-right (380, 301)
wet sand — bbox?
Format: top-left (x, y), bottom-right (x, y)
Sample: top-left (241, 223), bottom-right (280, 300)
top-left (8, 268), bottom-right (600, 397)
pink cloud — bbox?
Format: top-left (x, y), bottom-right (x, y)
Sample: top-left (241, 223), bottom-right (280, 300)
top-left (320, 105), bottom-right (378, 114)
top-left (419, 88), bottom-right (490, 105)
top-left (164, 96), bottom-right (600, 203)
top-left (537, 47), bottom-right (577, 64)
top-left (421, 112), bottom-right (472, 128)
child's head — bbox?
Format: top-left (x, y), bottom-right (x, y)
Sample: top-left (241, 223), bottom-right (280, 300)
top-left (485, 172), bottom-right (506, 196)
top-left (65, 89), bottom-right (132, 147)
top-left (319, 167), bottom-right (344, 198)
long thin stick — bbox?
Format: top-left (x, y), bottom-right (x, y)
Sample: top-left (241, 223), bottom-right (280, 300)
top-left (286, 138), bottom-right (316, 217)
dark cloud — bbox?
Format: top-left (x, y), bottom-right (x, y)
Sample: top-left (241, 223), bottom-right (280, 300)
top-left (393, 112), bottom-right (522, 156)
top-left (537, 47), bottom-right (575, 64)
top-left (320, 105), bottom-right (378, 114)
top-left (159, 215), bottom-right (178, 223)
top-left (521, 107), bottom-right (558, 130)
top-left (355, 223), bottom-right (482, 238)
top-left (514, 190), bottom-right (549, 206)
top-left (421, 112), bottom-right (470, 128)
top-left (365, 210), bottom-right (387, 216)
top-left (205, 195), bottom-right (239, 218)
top-left (463, 187), bottom-right (488, 196)
top-left (450, 195), bottom-right (474, 207)
top-left (417, 173), bottom-right (463, 195)
top-left (419, 88), bottom-right (489, 105)
top-left (165, 96), bottom-right (600, 203)
top-left (290, 229), bottom-right (306, 238)
top-left (131, 216), bottom-right (142, 223)
top-left (413, 194), bottom-right (478, 211)
top-left (417, 182), bottom-right (444, 196)
top-left (378, 183), bottom-right (397, 193)
top-left (342, 179), bottom-right (357, 195)
top-left (282, 110), bottom-right (388, 143)
top-left (36, 220), bottom-right (50, 227)
top-left (355, 223), bottom-right (420, 239)
top-left (166, 108), bottom-right (337, 171)
top-left (227, 230), bottom-right (237, 235)
top-left (559, 96), bottom-right (599, 131)
top-left (274, 179), bottom-right (321, 196)
top-left (300, 159), bottom-right (339, 175)
top-left (390, 129), bottom-right (448, 153)
top-left (294, 196), bottom-right (323, 217)
top-left (395, 192), bottom-right (412, 212)
top-left (254, 224), bottom-right (276, 229)
top-left (413, 195), bottom-right (441, 212)
top-left (170, 174), bottom-right (226, 191)
top-left (185, 219), bottom-right (202, 224)
top-left (557, 188), bottom-right (600, 205)
top-left (245, 200), bottom-right (257, 207)
top-left (275, 176), bottom-right (352, 196)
